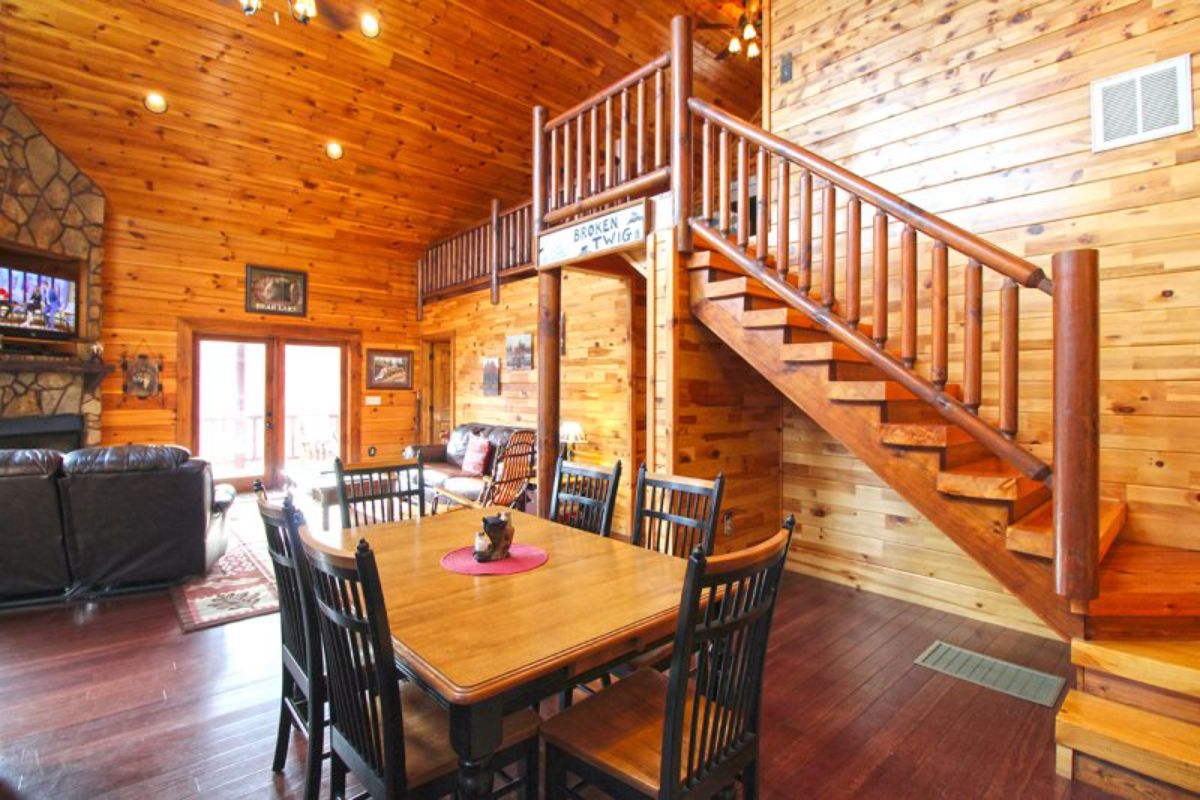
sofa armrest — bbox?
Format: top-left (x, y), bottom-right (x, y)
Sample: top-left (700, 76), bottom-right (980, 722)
top-left (211, 483), bottom-right (236, 516)
top-left (413, 443), bottom-right (448, 463)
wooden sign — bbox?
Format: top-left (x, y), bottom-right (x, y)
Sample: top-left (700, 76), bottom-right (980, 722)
top-left (537, 200), bottom-right (648, 268)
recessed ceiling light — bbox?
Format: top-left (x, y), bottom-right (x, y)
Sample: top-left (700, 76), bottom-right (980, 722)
top-left (325, 141), bottom-right (344, 160)
top-left (360, 12), bottom-right (381, 38)
top-left (143, 92), bottom-right (168, 114)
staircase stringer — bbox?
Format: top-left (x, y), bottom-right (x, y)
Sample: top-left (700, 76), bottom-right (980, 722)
top-left (689, 278), bottom-right (1083, 640)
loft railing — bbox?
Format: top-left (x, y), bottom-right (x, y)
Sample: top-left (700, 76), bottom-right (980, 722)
top-left (416, 200), bottom-right (534, 316)
top-left (685, 96), bottom-right (1100, 610)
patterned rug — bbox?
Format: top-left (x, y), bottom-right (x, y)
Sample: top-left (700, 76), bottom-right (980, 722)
top-left (172, 507), bottom-right (278, 633)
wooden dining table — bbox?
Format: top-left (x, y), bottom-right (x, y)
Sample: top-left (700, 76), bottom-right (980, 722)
top-left (302, 506), bottom-right (690, 798)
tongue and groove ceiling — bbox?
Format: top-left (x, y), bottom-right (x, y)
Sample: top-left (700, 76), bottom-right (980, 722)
top-left (0, 0), bottom-right (760, 261)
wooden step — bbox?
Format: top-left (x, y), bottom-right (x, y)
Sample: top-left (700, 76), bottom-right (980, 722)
top-left (702, 276), bottom-right (785, 303)
top-left (879, 422), bottom-right (990, 468)
top-left (1056, 690), bottom-right (1200, 792)
top-left (1006, 499), bottom-right (1126, 561)
top-left (1074, 639), bottom-right (1200, 700)
top-left (687, 247), bottom-right (777, 273)
top-left (936, 457), bottom-right (1050, 518)
top-left (740, 306), bottom-right (824, 331)
top-left (1089, 543), bottom-right (1200, 619)
top-left (781, 341), bottom-right (867, 364)
top-left (829, 380), bottom-right (962, 403)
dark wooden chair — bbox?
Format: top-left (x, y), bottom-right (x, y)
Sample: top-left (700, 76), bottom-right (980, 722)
top-left (542, 516), bottom-right (796, 800)
top-left (334, 455), bottom-right (425, 529)
top-left (631, 465), bottom-right (725, 558)
top-left (292, 503), bottom-right (540, 800)
top-left (548, 458), bottom-right (623, 536)
top-left (434, 430), bottom-right (536, 512)
top-left (254, 483), bottom-right (325, 800)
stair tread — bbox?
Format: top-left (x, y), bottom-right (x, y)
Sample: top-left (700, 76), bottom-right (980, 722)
top-left (1073, 639), bottom-right (1200, 699)
top-left (1006, 499), bottom-right (1126, 561)
top-left (780, 341), bottom-right (867, 364)
top-left (1057, 690), bottom-right (1200, 792)
top-left (937, 456), bottom-right (1047, 502)
top-left (740, 307), bottom-right (825, 331)
top-left (830, 380), bottom-right (962, 403)
top-left (703, 275), bottom-right (784, 301)
top-left (879, 422), bottom-right (976, 447)
top-left (1089, 543), bottom-right (1200, 618)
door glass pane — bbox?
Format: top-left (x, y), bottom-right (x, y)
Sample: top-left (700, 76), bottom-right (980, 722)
top-left (284, 344), bottom-right (341, 479)
top-left (198, 340), bottom-right (267, 480)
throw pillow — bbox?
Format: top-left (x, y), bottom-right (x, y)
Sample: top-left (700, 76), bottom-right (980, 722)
top-left (461, 435), bottom-right (493, 476)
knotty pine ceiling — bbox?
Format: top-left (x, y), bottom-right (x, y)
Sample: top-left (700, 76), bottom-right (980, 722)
top-left (0, 0), bottom-right (760, 260)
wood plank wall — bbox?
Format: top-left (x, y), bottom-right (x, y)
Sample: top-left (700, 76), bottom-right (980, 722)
top-left (419, 270), bottom-right (642, 536)
top-left (651, 231), bottom-right (785, 552)
top-left (767, 0), bottom-right (1200, 630)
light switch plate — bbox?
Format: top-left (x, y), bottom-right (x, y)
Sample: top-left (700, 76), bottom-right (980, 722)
top-left (780, 52), bottom-right (793, 84)
top-left (365, 395), bottom-right (382, 406)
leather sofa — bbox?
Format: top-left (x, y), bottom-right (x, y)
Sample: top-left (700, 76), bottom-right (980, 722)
top-left (0, 444), bottom-right (235, 605)
top-left (413, 422), bottom-right (534, 502)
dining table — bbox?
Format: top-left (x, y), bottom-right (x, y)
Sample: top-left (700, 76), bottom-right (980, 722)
top-left (301, 505), bottom-right (690, 798)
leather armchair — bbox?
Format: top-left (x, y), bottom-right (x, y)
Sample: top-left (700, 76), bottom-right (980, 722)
top-left (0, 449), bottom-right (72, 601)
top-left (59, 445), bottom-right (234, 592)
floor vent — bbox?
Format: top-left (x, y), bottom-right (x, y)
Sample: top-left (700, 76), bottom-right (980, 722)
top-left (914, 641), bottom-right (1065, 707)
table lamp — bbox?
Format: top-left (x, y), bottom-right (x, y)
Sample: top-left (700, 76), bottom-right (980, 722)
top-left (560, 421), bottom-right (586, 461)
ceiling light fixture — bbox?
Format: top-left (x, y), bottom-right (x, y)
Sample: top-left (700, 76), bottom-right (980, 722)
top-left (325, 141), bottom-right (344, 160)
top-left (143, 92), bottom-right (169, 114)
top-left (290, 0), bottom-right (317, 24)
top-left (360, 11), bottom-right (381, 38)
top-left (239, 0), bottom-right (262, 15)
top-left (728, 36), bottom-right (742, 55)
top-left (743, 21), bottom-right (757, 40)
top-left (746, 40), bottom-right (760, 59)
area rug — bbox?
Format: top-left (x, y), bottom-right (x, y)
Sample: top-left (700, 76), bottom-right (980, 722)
top-left (172, 526), bottom-right (278, 633)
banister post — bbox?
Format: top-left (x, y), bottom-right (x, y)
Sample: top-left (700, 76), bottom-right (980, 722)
top-left (671, 15), bottom-right (693, 253)
top-left (532, 105), bottom-right (560, 518)
top-left (489, 198), bottom-right (501, 305)
top-left (1053, 248), bottom-right (1100, 610)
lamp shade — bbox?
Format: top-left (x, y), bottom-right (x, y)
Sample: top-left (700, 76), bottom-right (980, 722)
top-left (559, 421), bottom-right (587, 444)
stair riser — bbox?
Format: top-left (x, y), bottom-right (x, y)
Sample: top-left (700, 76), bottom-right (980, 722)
top-left (1080, 668), bottom-right (1200, 727)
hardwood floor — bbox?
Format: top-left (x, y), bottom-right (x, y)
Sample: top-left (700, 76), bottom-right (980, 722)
top-left (0, 574), bottom-right (1115, 799)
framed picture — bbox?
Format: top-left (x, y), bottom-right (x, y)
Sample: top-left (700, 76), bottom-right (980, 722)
top-left (505, 333), bottom-right (533, 370)
top-left (245, 264), bottom-right (307, 317)
top-left (366, 349), bottom-right (414, 390)
top-left (482, 356), bottom-right (501, 397)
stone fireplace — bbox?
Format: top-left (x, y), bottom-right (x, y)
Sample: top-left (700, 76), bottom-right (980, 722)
top-left (0, 91), bottom-right (108, 448)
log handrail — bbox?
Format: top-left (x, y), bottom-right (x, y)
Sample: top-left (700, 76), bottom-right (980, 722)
top-left (418, 200), bottom-right (534, 306)
top-left (688, 98), bottom-right (1052, 293)
top-left (545, 53), bottom-right (671, 130)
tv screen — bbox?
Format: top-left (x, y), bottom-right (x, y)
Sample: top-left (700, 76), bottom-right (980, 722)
top-left (0, 264), bottom-right (78, 340)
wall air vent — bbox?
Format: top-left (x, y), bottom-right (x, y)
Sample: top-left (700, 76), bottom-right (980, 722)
top-left (1091, 54), bottom-right (1193, 152)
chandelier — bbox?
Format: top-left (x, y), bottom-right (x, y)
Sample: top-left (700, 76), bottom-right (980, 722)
top-left (239, 0), bottom-right (317, 25)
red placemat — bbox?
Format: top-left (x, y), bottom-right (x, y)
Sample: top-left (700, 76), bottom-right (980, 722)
top-left (440, 544), bottom-right (549, 576)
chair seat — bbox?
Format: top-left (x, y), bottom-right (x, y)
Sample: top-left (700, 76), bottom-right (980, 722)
top-left (541, 668), bottom-right (679, 796)
top-left (441, 475), bottom-right (487, 501)
top-left (401, 682), bottom-right (540, 790)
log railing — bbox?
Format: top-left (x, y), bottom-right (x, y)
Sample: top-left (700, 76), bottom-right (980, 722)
top-left (539, 53), bottom-right (674, 228)
top-left (687, 97), bottom-right (1100, 608)
top-left (416, 200), bottom-right (535, 315)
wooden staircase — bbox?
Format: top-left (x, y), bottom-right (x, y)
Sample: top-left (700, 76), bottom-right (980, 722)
top-left (679, 96), bottom-right (1200, 796)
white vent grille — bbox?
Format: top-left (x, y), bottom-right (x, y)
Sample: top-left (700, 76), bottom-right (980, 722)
top-left (1091, 54), bottom-right (1193, 152)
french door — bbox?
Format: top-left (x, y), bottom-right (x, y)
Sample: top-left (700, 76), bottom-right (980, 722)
top-left (194, 335), bottom-right (345, 490)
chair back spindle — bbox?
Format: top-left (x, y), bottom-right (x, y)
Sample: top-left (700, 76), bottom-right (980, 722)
top-left (548, 458), bottom-right (623, 536)
top-left (631, 464), bottom-right (724, 558)
top-left (335, 455), bottom-right (426, 528)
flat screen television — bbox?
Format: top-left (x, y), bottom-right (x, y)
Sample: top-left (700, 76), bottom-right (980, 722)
top-left (0, 263), bottom-right (79, 340)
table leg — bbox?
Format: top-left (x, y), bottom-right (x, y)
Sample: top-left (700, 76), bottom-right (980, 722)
top-left (449, 702), bottom-right (503, 799)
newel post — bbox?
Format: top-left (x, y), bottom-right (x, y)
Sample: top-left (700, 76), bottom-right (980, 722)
top-left (1052, 248), bottom-right (1100, 610)
top-left (533, 105), bottom-right (560, 518)
top-left (489, 198), bottom-right (501, 305)
top-left (671, 15), bottom-right (694, 253)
